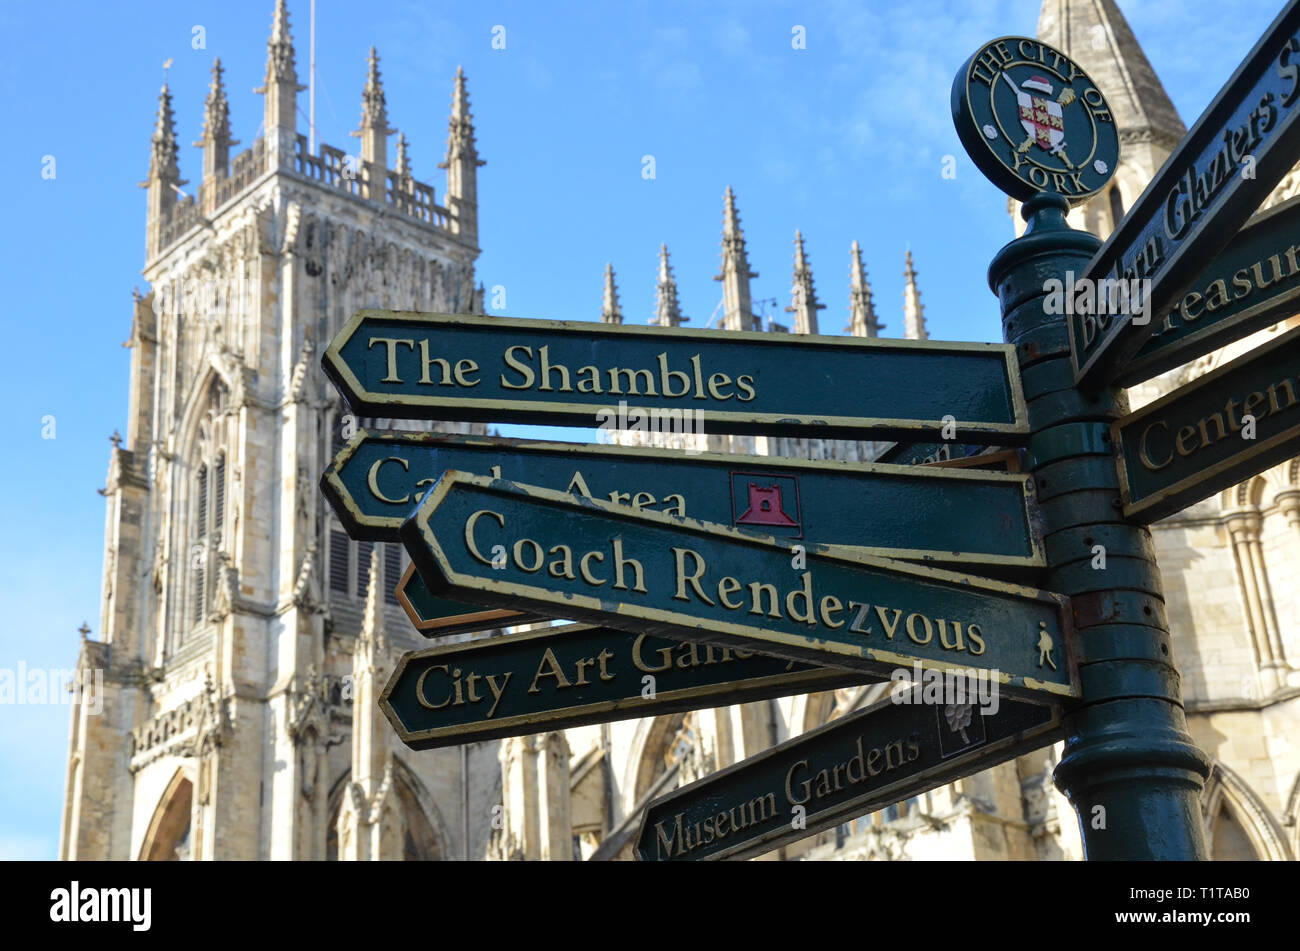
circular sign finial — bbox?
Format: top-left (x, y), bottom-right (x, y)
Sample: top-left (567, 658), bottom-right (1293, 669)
top-left (952, 36), bottom-right (1120, 204)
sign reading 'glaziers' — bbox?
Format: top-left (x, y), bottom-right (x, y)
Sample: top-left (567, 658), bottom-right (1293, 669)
top-left (381, 622), bottom-right (869, 750)
top-left (635, 691), bottom-right (1061, 861)
top-left (322, 310), bottom-right (1028, 442)
top-left (1069, 0), bottom-right (1300, 389)
top-left (400, 473), bottom-right (1077, 701)
top-left (1114, 324), bottom-right (1300, 522)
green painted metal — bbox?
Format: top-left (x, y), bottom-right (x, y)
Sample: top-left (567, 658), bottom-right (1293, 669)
top-left (951, 37), bottom-right (1120, 204)
top-left (987, 191), bottom-right (1210, 860)
top-left (381, 623), bottom-right (871, 750)
top-left (1114, 324), bottom-right (1300, 522)
top-left (1118, 194), bottom-right (1300, 386)
top-left (321, 310), bottom-right (1029, 442)
top-left (634, 689), bottom-right (1061, 861)
top-left (323, 430), bottom-right (1044, 567)
top-left (394, 563), bottom-right (542, 636)
top-left (400, 472), bottom-right (1079, 701)
top-left (1069, 0), bottom-right (1300, 390)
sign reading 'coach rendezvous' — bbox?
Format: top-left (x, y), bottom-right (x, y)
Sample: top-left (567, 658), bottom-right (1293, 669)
top-left (1068, 0), bottom-right (1300, 389)
top-left (323, 431), bottom-right (1044, 569)
top-left (322, 311), bottom-right (1029, 442)
top-left (400, 473), bottom-right (1078, 701)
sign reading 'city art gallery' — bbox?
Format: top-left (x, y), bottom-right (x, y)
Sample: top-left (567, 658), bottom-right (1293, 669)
top-left (400, 473), bottom-right (1078, 701)
top-left (635, 690), bottom-right (1061, 861)
top-left (1069, 0), bottom-right (1300, 389)
top-left (322, 310), bottom-right (1029, 442)
top-left (323, 431), bottom-right (1044, 568)
top-left (381, 623), bottom-right (869, 750)
top-left (1114, 325), bottom-right (1300, 522)
top-left (1117, 194), bottom-right (1300, 386)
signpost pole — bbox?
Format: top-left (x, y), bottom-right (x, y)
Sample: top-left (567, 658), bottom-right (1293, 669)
top-left (989, 192), bottom-right (1210, 859)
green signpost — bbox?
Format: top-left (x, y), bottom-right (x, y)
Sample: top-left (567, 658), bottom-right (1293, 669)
top-left (1114, 324), bottom-right (1300, 522)
top-left (634, 689), bottom-right (1061, 861)
top-left (399, 472), bottom-right (1078, 702)
top-left (322, 310), bottom-right (1029, 442)
top-left (394, 563), bottom-right (540, 636)
top-left (1118, 195), bottom-right (1300, 385)
top-left (323, 430), bottom-right (1044, 568)
top-left (381, 622), bottom-right (869, 750)
top-left (1065, 0), bottom-right (1300, 390)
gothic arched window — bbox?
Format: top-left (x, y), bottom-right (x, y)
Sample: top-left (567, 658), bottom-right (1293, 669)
top-left (183, 377), bottom-right (229, 638)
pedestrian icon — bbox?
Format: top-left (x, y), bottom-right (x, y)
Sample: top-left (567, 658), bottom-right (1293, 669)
top-left (1037, 621), bottom-right (1057, 671)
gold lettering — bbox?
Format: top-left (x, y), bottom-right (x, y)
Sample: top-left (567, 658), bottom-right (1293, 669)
top-left (500, 345), bottom-right (535, 389)
top-left (367, 456), bottom-right (411, 505)
top-left (672, 548), bottom-right (715, 604)
top-left (464, 509), bottom-right (505, 565)
top-left (368, 337), bottom-right (414, 383)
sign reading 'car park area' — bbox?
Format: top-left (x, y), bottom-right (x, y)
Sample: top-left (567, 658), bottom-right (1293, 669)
top-left (380, 622), bottom-right (869, 750)
top-left (322, 310), bottom-right (1029, 442)
top-left (635, 689), bottom-right (1062, 861)
top-left (400, 472), bottom-right (1078, 702)
top-left (322, 431), bottom-right (1044, 569)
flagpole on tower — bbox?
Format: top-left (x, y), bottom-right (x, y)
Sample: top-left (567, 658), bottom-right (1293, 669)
top-left (309, 0), bottom-right (317, 154)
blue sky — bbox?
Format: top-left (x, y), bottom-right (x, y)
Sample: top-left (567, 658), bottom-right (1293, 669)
top-left (0, 0), bottom-right (1283, 859)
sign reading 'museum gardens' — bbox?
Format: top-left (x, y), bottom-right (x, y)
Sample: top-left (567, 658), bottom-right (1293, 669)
top-left (399, 472), bottom-right (1078, 701)
top-left (635, 690), bottom-right (1061, 861)
top-left (323, 310), bottom-right (1029, 442)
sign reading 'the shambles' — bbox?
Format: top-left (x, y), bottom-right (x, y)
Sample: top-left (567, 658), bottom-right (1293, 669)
top-left (380, 623), bottom-right (868, 750)
top-left (322, 310), bottom-right (1028, 442)
top-left (635, 690), bottom-right (1061, 861)
top-left (1114, 324), bottom-right (1300, 522)
top-left (400, 473), bottom-right (1078, 701)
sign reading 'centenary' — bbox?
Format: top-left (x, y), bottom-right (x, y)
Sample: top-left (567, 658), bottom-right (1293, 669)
top-left (951, 36), bottom-right (1120, 203)
top-left (634, 689), bottom-right (1061, 861)
top-left (323, 431), bottom-right (1044, 568)
top-left (380, 622), bottom-right (869, 750)
top-left (1068, 0), bottom-right (1300, 389)
top-left (1114, 324), bottom-right (1300, 522)
top-left (322, 310), bottom-right (1029, 442)
top-left (400, 473), bottom-right (1078, 701)
top-left (1117, 194), bottom-right (1300, 386)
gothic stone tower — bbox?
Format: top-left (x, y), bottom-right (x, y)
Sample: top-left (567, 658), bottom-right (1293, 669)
top-left (61, 1), bottom-right (498, 861)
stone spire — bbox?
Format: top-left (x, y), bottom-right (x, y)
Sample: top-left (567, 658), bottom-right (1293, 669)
top-left (195, 58), bottom-right (237, 187)
top-left (785, 231), bottom-right (825, 335)
top-left (601, 263), bottom-right (623, 324)
top-left (143, 82), bottom-right (183, 261)
top-left (353, 47), bottom-right (392, 189)
top-left (902, 251), bottom-right (928, 341)
top-left (653, 244), bottom-right (688, 327)
top-left (440, 66), bottom-right (485, 248)
top-left (258, 0), bottom-right (301, 135)
top-left (846, 240), bottom-right (882, 338)
top-left (714, 187), bottom-right (759, 332)
top-left (339, 547), bottom-right (400, 861)
top-left (393, 132), bottom-right (414, 215)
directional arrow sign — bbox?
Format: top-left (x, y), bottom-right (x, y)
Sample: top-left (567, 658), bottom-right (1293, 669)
top-left (380, 622), bottom-right (871, 750)
top-left (1114, 324), bottom-right (1300, 522)
top-left (400, 473), bottom-right (1078, 701)
top-left (634, 689), bottom-right (1061, 861)
top-left (1069, 0), bottom-right (1300, 390)
top-left (394, 563), bottom-right (541, 636)
top-left (1117, 194), bottom-right (1300, 386)
top-left (322, 310), bottom-right (1029, 442)
top-left (324, 431), bottom-right (1044, 568)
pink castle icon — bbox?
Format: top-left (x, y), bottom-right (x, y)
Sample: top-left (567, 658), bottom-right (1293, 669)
top-left (736, 483), bottom-right (798, 528)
